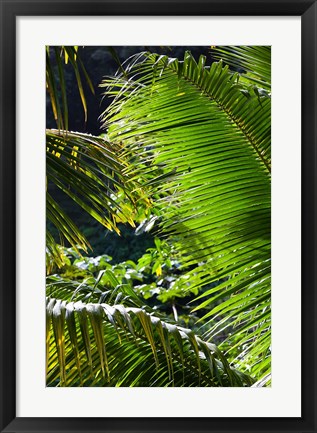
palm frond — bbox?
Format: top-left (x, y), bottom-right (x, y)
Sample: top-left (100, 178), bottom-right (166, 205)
top-left (46, 46), bottom-right (94, 130)
top-left (101, 51), bottom-right (271, 382)
top-left (46, 295), bottom-right (253, 387)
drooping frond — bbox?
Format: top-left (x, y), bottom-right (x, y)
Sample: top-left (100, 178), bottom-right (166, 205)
top-left (46, 46), bottom-right (94, 130)
top-left (101, 50), bottom-right (271, 382)
top-left (46, 295), bottom-right (253, 387)
top-left (46, 129), bottom-right (140, 267)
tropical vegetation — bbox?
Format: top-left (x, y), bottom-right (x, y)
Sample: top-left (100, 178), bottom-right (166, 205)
top-left (46, 45), bottom-right (271, 387)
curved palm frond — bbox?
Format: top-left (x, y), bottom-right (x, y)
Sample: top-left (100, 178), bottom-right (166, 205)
top-left (46, 292), bottom-right (253, 387)
top-left (211, 45), bottom-right (271, 91)
top-left (46, 47), bottom-right (145, 269)
top-left (46, 46), bottom-right (97, 266)
top-left (101, 50), bottom-right (271, 382)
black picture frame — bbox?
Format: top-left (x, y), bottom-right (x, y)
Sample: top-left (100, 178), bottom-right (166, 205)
top-left (0, 0), bottom-right (316, 432)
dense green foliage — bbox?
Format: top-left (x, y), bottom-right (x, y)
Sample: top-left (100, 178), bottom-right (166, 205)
top-left (46, 46), bottom-right (271, 387)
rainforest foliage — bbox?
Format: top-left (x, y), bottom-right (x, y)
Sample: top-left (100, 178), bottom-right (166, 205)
top-left (46, 46), bottom-right (271, 387)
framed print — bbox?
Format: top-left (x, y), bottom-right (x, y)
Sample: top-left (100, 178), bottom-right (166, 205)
top-left (0, 0), bottom-right (316, 432)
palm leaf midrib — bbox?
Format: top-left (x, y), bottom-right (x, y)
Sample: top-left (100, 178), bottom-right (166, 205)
top-left (164, 59), bottom-right (271, 174)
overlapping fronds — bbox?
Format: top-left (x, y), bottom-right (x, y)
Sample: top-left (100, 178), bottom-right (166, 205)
top-left (46, 47), bottom-right (148, 268)
top-left (46, 46), bottom-right (94, 130)
top-left (101, 50), bottom-right (271, 382)
top-left (211, 45), bottom-right (271, 90)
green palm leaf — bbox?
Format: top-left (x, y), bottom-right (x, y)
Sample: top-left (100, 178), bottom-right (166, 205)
top-left (211, 45), bottom-right (271, 90)
top-left (46, 295), bottom-right (253, 387)
top-left (46, 129), bottom-right (140, 268)
top-left (46, 47), bottom-right (143, 269)
top-left (101, 50), bottom-right (271, 383)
